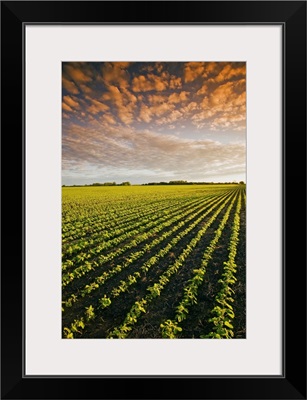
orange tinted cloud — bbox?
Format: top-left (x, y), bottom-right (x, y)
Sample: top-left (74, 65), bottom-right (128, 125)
top-left (190, 78), bottom-right (246, 130)
top-left (184, 62), bottom-right (205, 83)
top-left (102, 62), bottom-right (130, 89)
top-left (62, 102), bottom-right (73, 112)
top-left (138, 104), bottom-right (153, 123)
top-left (151, 102), bottom-right (174, 117)
top-left (147, 91), bottom-right (189, 105)
top-left (204, 80), bottom-right (245, 110)
top-left (102, 113), bottom-right (117, 125)
top-left (63, 95), bottom-right (79, 109)
top-left (196, 84), bottom-right (208, 95)
top-left (65, 65), bottom-right (92, 83)
top-left (102, 86), bottom-right (137, 124)
top-left (155, 63), bottom-right (164, 73)
top-left (184, 62), bottom-right (219, 82)
top-left (203, 62), bottom-right (219, 77)
top-left (181, 102), bottom-right (198, 114)
top-left (87, 99), bottom-right (110, 115)
top-left (138, 99), bottom-right (175, 123)
top-left (168, 91), bottom-right (189, 103)
top-left (132, 74), bottom-right (168, 92)
top-left (147, 94), bottom-right (165, 104)
top-left (80, 84), bottom-right (93, 94)
top-left (169, 76), bottom-right (182, 89)
top-left (184, 62), bottom-right (225, 83)
top-left (156, 109), bottom-right (183, 125)
top-left (214, 64), bottom-right (246, 83)
top-left (62, 78), bottom-right (79, 94)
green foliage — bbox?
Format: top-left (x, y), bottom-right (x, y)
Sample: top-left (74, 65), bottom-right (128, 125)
top-left (160, 320), bottom-right (182, 338)
top-left (85, 305), bottom-right (95, 321)
top-left (99, 295), bottom-right (112, 309)
top-left (62, 185), bottom-right (245, 339)
top-left (159, 191), bottom-right (238, 338)
top-left (204, 192), bottom-right (242, 339)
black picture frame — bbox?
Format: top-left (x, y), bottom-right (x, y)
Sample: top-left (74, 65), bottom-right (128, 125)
top-left (1, 1), bottom-right (306, 399)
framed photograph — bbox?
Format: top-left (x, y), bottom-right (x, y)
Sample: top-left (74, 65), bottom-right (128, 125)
top-left (1, 1), bottom-right (306, 399)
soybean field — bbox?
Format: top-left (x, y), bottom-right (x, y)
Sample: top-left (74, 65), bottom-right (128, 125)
top-left (62, 184), bottom-right (246, 339)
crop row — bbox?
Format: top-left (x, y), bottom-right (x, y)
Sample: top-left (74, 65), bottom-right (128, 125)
top-left (62, 190), bottom-right (232, 310)
top-left (62, 191), bottom-right (235, 335)
top-left (203, 191), bottom-right (242, 338)
top-left (107, 191), bottom-right (237, 339)
top-left (62, 194), bottom-right (202, 244)
top-left (62, 185), bottom-right (245, 339)
top-left (62, 194), bottom-right (216, 263)
top-left (62, 191), bottom-right (232, 288)
top-left (160, 191), bottom-right (238, 338)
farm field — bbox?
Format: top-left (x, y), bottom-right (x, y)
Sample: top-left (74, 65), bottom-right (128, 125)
top-left (62, 184), bottom-right (246, 339)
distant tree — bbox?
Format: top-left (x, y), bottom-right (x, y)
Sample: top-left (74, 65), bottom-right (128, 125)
top-left (120, 181), bottom-right (131, 186)
top-left (169, 180), bottom-right (188, 185)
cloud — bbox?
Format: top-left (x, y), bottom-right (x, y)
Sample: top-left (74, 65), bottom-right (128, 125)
top-left (204, 80), bottom-right (245, 109)
top-left (62, 102), bottom-right (73, 112)
top-left (209, 107), bottom-right (246, 131)
top-left (62, 78), bottom-right (79, 94)
top-left (101, 62), bottom-right (131, 89)
top-left (184, 62), bottom-right (245, 86)
top-left (156, 109), bottom-right (183, 125)
top-left (180, 102), bottom-right (198, 114)
top-left (196, 84), bottom-right (208, 95)
top-left (132, 73), bottom-right (168, 92)
top-left (190, 79), bottom-right (246, 130)
top-left (62, 123), bottom-right (246, 182)
top-left (155, 63), bottom-right (164, 73)
top-left (87, 99), bottom-right (110, 115)
top-left (63, 95), bottom-right (79, 109)
top-left (65, 64), bottom-right (92, 84)
top-left (147, 92), bottom-right (189, 106)
top-left (203, 62), bottom-right (219, 77)
top-left (138, 104), bottom-right (153, 123)
top-left (80, 84), bottom-right (93, 94)
top-left (101, 85), bottom-right (137, 124)
top-left (169, 76), bottom-right (182, 89)
top-left (62, 62), bottom-right (246, 184)
top-left (213, 64), bottom-right (246, 83)
top-left (102, 113), bottom-right (117, 125)
top-left (184, 62), bottom-right (205, 83)
top-left (147, 94), bottom-right (165, 105)
top-left (168, 91), bottom-right (189, 103)
top-left (183, 62), bottom-right (219, 82)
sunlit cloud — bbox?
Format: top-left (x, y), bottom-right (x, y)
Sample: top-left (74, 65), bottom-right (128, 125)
top-left (63, 123), bottom-right (245, 183)
top-left (168, 91), bottom-right (189, 103)
top-left (65, 64), bottom-right (92, 83)
top-left (196, 84), bottom-right (208, 95)
top-left (80, 84), bottom-right (93, 94)
top-left (212, 64), bottom-right (246, 83)
top-left (63, 95), bottom-right (79, 109)
top-left (62, 62), bottom-right (246, 184)
top-left (132, 73), bottom-right (168, 92)
top-left (62, 102), bottom-right (73, 112)
top-left (62, 78), bottom-right (79, 94)
top-left (184, 62), bottom-right (206, 83)
top-left (169, 76), bottom-right (182, 89)
top-left (101, 62), bottom-right (131, 89)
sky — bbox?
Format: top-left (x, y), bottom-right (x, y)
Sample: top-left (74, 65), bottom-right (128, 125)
top-left (62, 62), bottom-right (246, 185)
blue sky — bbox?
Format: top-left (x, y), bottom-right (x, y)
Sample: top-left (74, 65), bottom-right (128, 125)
top-left (62, 62), bottom-right (246, 185)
